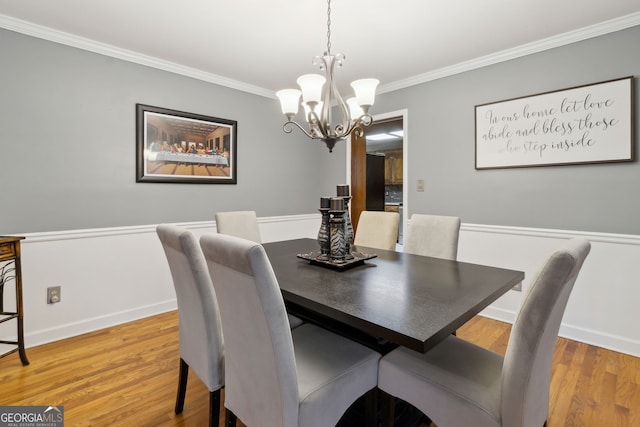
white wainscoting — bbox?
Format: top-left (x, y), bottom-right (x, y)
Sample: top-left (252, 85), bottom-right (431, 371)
top-left (1, 215), bottom-right (638, 358)
top-left (0, 215), bottom-right (319, 351)
top-left (459, 223), bottom-right (640, 357)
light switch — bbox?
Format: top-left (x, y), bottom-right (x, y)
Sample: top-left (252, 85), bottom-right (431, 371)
top-left (416, 179), bottom-right (424, 192)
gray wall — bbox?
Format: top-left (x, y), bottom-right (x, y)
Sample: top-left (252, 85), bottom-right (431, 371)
top-left (3, 25), bottom-right (639, 235)
top-left (0, 29), bottom-right (346, 234)
top-left (375, 25), bottom-right (640, 235)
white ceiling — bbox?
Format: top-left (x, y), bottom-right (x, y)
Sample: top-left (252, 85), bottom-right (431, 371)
top-left (1, 0), bottom-right (639, 99)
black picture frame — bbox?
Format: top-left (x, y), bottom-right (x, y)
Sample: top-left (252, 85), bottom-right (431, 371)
top-left (475, 76), bottom-right (634, 170)
top-left (136, 104), bottom-right (237, 183)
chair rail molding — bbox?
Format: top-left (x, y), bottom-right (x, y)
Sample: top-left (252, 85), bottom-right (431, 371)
top-left (2, 216), bottom-right (638, 357)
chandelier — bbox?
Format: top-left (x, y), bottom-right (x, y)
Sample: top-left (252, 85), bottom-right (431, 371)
top-left (275, 0), bottom-right (379, 152)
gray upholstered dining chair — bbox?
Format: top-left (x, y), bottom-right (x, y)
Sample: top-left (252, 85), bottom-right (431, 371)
top-left (200, 233), bottom-right (381, 427)
top-left (156, 224), bottom-right (224, 427)
top-left (353, 211), bottom-right (400, 251)
top-left (214, 210), bottom-right (303, 329)
top-left (215, 210), bottom-right (262, 243)
top-left (378, 238), bottom-right (591, 427)
top-left (403, 214), bottom-right (461, 260)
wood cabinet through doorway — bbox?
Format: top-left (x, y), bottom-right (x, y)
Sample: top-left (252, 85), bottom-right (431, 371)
top-left (384, 150), bottom-right (403, 185)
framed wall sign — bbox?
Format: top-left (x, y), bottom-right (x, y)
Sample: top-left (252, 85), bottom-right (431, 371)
top-left (136, 104), bottom-right (237, 183)
top-left (475, 76), bottom-right (634, 169)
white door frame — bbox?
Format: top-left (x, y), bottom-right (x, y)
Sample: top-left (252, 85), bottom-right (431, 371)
top-left (347, 108), bottom-right (409, 241)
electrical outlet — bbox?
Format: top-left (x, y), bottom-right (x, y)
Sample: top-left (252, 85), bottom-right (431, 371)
top-left (47, 286), bottom-right (61, 304)
top-left (512, 282), bottom-right (522, 292)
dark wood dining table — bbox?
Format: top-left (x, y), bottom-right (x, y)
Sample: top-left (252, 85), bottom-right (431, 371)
top-left (263, 238), bottom-right (524, 354)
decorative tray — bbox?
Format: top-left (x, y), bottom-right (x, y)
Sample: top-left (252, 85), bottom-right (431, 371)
top-left (296, 251), bottom-right (377, 271)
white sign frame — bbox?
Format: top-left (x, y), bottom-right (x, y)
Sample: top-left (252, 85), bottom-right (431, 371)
top-left (475, 77), bottom-right (634, 169)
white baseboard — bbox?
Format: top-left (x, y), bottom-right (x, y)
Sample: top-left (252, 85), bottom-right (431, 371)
top-left (27, 300), bottom-right (177, 347)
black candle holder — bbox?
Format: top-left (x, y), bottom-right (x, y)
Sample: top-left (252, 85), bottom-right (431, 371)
top-left (317, 207), bottom-right (331, 260)
top-left (299, 190), bottom-right (376, 271)
top-left (329, 209), bottom-right (347, 263)
top-left (342, 195), bottom-right (354, 260)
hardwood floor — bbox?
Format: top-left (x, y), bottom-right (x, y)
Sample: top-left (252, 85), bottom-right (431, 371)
top-left (0, 311), bottom-right (638, 426)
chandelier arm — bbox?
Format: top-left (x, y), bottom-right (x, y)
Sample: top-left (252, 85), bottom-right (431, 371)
top-left (331, 80), bottom-right (353, 139)
top-left (283, 120), bottom-right (324, 140)
top-left (307, 109), bottom-right (331, 140)
top-left (320, 104), bottom-right (333, 137)
top-left (339, 113), bottom-right (373, 140)
top-left (317, 55), bottom-right (333, 138)
top-left (352, 127), bottom-right (364, 140)
top-left (355, 113), bottom-right (373, 128)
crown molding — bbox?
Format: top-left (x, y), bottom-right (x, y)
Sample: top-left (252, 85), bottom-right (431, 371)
top-left (2, 11), bottom-right (639, 98)
top-left (0, 13), bottom-right (274, 99)
top-left (377, 11), bottom-right (640, 94)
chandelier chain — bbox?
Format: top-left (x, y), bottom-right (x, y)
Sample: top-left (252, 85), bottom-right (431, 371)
top-left (326, 0), bottom-right (331, 54)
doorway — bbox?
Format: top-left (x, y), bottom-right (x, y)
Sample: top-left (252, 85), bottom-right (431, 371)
top-left (348, 109), bottom-right (407, 244)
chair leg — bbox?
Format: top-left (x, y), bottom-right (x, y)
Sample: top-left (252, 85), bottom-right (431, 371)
top-left (379, 389), bottom-right (395, 427)
top-left (209, 389), bottom-right (221, 427)
top-left (364, 388), bottom-right (378, 427)
top-left (226, 408), bottom-right (237, 427)
top-left (175, 358), bottom-right (189, 414)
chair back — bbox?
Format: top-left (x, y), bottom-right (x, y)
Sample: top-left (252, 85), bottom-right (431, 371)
top-left (354, 211), bottom-right (400, 251)
top-left (501, 238), bottom-right (590, 427)
top-left (200, 233), bottom-right (299, 427)
top-left (403, 214), bottom-right (461, 260)
top-left (215, 210), bottom-right (262, 243)
top-left (156, 224), bottom-right (224, 391)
